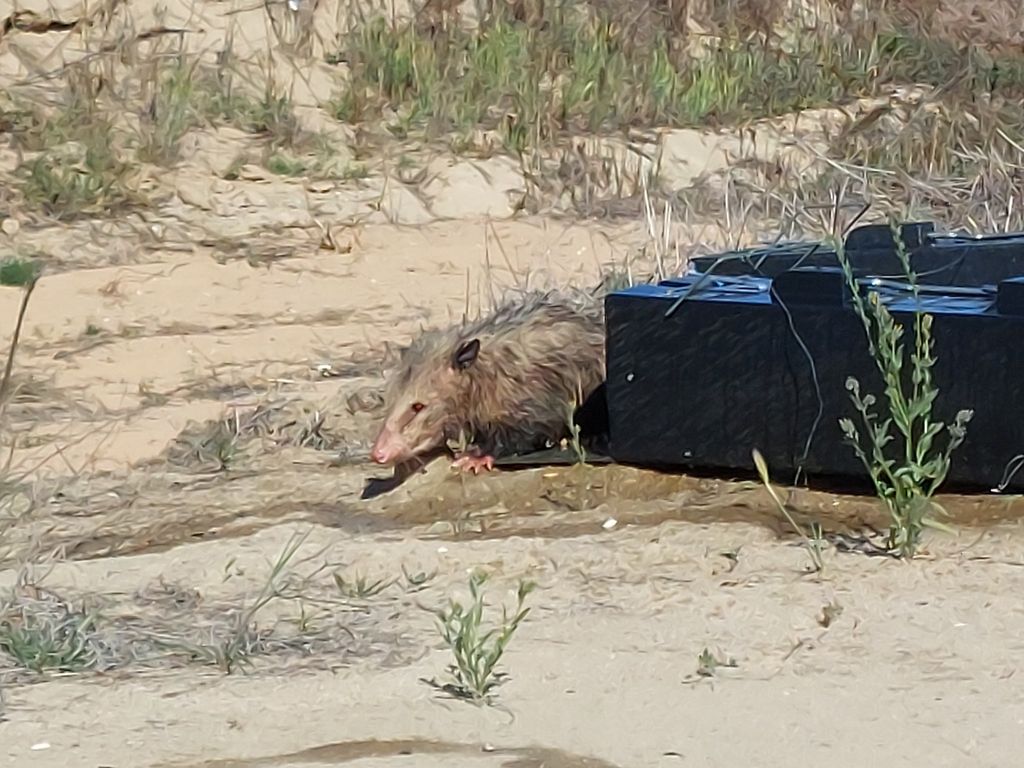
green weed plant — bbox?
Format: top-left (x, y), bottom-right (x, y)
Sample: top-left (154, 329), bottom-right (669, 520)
top-left (836, 222), bottom-right (973, 558)
top-left (430, 571), bottom-right (534, 703)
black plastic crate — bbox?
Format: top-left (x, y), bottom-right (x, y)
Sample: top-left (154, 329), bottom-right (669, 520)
top-left (604, 226), bottom-right (1024, 492)
top-left (689, 221), bottom-right (1024, 287)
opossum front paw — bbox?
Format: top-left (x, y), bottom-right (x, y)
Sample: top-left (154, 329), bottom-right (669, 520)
top-left (451, 454), bottom-right (496, 474)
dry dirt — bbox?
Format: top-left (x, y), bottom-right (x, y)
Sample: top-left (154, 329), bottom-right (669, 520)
top-left (2, 2), bottom-right (1024, 768)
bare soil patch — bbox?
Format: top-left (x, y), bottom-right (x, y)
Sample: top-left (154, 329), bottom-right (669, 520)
top-left (2, 1), bottom-right (1024, 766)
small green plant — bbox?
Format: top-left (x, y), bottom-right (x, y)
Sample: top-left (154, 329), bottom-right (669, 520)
top-left (265, 151), bottom-right (308, 176)
top-left (696, 647), bottom-right (738, 678)
top-left (565, 387), bottom-right (587, 466)
top-left (334, 571), bottom-right (393, 599)
top-left (0, 590), bottom-right (105, 673)
top-left (0, 257), bottom-right (40, 413)
top-left (752, 449), bottom-right (826, 573)
top-left (138, 58), bottom-right (202, 164)
top-left (836, 222), bottom-right (973, 558)
top-left (401, 564), bottom-right (437, 591)
top-left (427, 571), bottom-right (534, 703)
top-left (211, 432), bottom-right (238, 471)
top-left (0, 258), bottom-right (40, 288)
top-left (19, 139), bottom-right (136, 219)
top-left (341, 162), bottom-right (371, 181)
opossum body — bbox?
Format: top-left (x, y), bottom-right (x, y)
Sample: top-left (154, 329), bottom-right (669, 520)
top-left (370, 290), bottom-right (606, 472)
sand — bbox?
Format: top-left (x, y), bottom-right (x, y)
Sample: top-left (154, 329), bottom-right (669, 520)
top-left (1, 2), bottom-right (1024, 767)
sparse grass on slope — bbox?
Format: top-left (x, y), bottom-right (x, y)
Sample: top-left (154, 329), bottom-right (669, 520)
top-left (822, 95), bottom-right (1024, 230)
top-left (7, 51), bottom-right (312, 217)
top-left (4, 1), bottom-right (1022, 224)
top-left (329, 3), bottom-right (1024, 156)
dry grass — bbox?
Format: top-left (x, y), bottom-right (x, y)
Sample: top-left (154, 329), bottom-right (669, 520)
top-left (1, 34), bottom-right (320, 220)
top-left (331, 3), bottom-right (1023, 134)
top-left (1, 0), bottom-right (1019, 226)
top-left (820, 97), bottom-right (1024, 231)
top-left (163, 393), bottom-right (349, 473)
top-left (0, 533), bottom-right (415, 681)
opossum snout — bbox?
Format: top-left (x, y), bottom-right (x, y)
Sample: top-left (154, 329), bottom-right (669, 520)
top-left (370, 427), bottom-right (403, 464)
top-left (369, 443), bottom-right (389, 464)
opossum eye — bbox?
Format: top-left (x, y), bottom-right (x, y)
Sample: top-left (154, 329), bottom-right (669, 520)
top-left (411, 402), bottom-right (425, 414)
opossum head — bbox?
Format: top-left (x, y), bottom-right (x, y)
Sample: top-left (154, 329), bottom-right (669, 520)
top-left (370, 335), bottom-right (481, 466)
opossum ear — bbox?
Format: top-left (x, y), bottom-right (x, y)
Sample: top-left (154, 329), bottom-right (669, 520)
top-left (452, 339), bottom-right (480, 370)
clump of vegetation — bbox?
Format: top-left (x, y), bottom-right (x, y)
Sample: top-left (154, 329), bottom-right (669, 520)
top-left (9, 48), bottom-right (309, 214)
top-left (820, 94), bottom-right (1024, 231)
top-left (205, 81), bottom-right (299, 146)
top-left (836, 222), bottom-right (973, 558)
top-left (164, 395), bottom-right (342, 472)
top-left (8, 61), bottom-right (142, 219)
top-left (19, 139), bottom-right (138, 219)
top-left (163, 530), bottom-right (310, 674)
top-left (0, 587), bottom-right (112, 673)
top-left (426, 571), bottom-right (534, 704)
top-left (334, 571), bottom-right (393, 599)
top-left (138, 57), bottom-right (303, 161)
top-left (329, 3), bottom-right (1024, 155)
top-left (265, 151), bottom-right (308, 176)
top-left (137, 57), bottom-right (204, 164)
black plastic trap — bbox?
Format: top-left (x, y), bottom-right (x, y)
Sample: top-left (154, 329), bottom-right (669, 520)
top-left (603, 221), bottom-right (1024, 492)
top-left (688, 221), bottom-right (1024, 287)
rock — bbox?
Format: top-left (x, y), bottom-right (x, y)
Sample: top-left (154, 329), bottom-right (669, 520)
top-left (378, 181), bottom-right (434, 225)
top-left (421, 156), bottom-right (526, 219)
top-left (654, 129), bottom-right (736, 191)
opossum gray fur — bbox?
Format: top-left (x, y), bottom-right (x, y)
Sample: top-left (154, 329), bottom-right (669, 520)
top-left (370, 288), bottom-right (606, 472)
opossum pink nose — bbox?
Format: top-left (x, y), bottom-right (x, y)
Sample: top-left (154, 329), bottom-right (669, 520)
top-left (370, 429), bottom-right (401, 464)
top-left (370, 441), bottom-right (391, 464)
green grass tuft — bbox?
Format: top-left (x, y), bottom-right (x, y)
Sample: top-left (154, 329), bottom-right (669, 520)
top-left (0, 590), bottom-right (108, 673)
top-left (329, 6), bottom-right (1024, 156)
top-left (18, 135), bottom-right (138, 220)
top-left (427, 571), bottom-right (534, 704)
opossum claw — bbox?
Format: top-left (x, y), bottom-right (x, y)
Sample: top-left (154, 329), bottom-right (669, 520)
top-left (452, 454), bottom-right (495, 474)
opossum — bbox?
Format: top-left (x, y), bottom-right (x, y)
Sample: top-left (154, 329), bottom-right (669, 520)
top-left (369, 289), bottom-right (606, 473)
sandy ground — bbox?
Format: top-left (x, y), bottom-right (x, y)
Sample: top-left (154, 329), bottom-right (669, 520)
top-left (2, 2), bottom-right (1024, 768)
